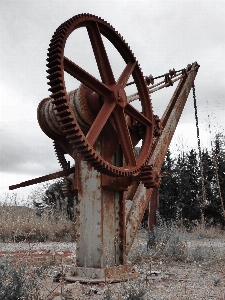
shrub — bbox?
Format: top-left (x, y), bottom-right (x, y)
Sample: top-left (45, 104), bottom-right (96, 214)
top-left (186, 245), bottom-right (213, 263)
top-left (147, 220), bottom-right (187, 261)
top-left (0, 257), bottom-right (42, 300)
top-left (103, 282), bottom-right (147, 300)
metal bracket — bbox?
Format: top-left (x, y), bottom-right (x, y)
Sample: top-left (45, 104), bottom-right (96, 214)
top-left (101, 175), bottom-right (131, 191)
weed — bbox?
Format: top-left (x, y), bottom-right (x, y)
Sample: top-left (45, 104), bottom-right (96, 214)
top-left (146, 218), bottom-right (223, 265)
top-left (104, 287), bottom-right (113, 300)
top-left (186, 245), bottom-right (213, 263)
top-left (121, 284), bottom-right (146, 299)
top-left (103, 280), bottom-right (147, 299)
top-left (147, 220), bottom-right (187, 261)
top-left (0, 257), bottom-right (42, 300)
top-left (213, 277), bottom-right (221, 286)
top-left (118, 280), bottom-right (147, 300)
top-left (190, 222), bottom-right (224, 239)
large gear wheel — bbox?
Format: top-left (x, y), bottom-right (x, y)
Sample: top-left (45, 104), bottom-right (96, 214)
top-left (47, 14), bottom-right (154, 177)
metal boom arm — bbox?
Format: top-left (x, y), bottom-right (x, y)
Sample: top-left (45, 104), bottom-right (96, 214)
top-left (126, 62), bottom-right (199, 254)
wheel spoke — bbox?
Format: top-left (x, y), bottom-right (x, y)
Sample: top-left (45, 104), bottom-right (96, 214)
top-left (86, 101), bottom-right (116, 145)
top-left (117, 61), bottom-right (137, 88)
top-left (87, 21), bottom-right (115, 85)
top-left (125, 103), bottom-right (152, 127)
top-left (64, 57), bottom-right (112, 96)
top-left (112, 108), bottom-right (136, 166)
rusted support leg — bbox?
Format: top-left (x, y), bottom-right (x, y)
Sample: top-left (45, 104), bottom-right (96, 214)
top-left (148, 188), bottom-right (159, 230)
top-left (66, 151), bottom-right (138, 282)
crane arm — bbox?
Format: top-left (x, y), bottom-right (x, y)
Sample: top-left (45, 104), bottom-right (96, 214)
top-left (126, 62), bottom-right (200, 253)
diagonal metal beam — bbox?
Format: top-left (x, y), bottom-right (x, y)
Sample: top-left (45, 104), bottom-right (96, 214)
top-left (126, 63), bottom-right (199, 254)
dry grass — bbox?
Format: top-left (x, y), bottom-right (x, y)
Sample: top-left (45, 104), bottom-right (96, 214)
top-left (190, 222), bottom-right (224, 239)
top-left (0, 195), bottom-right (76, 243)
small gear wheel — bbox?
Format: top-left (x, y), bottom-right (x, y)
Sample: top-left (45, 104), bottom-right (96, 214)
top-left (140, 164), bottom-right (160, 189)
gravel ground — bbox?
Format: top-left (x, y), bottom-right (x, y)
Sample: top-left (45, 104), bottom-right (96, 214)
top-left (0, 234), bottom-right (224, 299)
top-left (0, 241), bottom-right (76, 253)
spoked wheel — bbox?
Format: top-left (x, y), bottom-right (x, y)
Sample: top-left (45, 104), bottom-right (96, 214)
top-left (47, 14), bottom-right (154, 177)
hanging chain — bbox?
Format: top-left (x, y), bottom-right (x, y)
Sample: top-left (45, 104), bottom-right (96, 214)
top-left (192, 84), bottom-right (207, 219)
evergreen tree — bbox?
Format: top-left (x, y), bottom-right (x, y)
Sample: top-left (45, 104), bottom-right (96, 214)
top-left (202, 149), bottom-right (215, 203)
top-left (157, 133), bottom-right (224, 225)
top-left (210, 133), bottom-right (225, 223)
top-left (214, 133), bottom-right (225, 200)
top-left (159, 150), bottom-right (179, 221)
top-left (201, 149), bottom-right (218, 222)
top-left (174, 149), bottom-right (201, 221)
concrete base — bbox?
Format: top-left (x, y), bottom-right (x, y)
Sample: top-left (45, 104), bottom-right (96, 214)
top-left (65, 264), bottom-right (139, 283)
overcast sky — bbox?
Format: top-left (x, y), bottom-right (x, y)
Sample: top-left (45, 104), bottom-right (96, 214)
top-left (0, 0), bottom-right (224, 201)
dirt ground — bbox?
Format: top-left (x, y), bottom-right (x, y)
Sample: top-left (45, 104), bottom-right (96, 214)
top-left (0, 234), bottom-right (224, 299)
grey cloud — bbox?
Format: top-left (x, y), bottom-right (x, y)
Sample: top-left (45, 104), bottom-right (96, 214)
top-left (0, 122), bottom-right (60, 176)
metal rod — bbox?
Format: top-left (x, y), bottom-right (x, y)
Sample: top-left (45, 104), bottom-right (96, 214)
top-left (149, 83), bottom-right (170, 94)
top-left (126, 69), bottom-right (183, 87)
top-left (127, 73), bottom-right (184, 102)
top-left (148, 79), bottom-right (165, 90)
top-left (9, 167), bottom-right (75, 190)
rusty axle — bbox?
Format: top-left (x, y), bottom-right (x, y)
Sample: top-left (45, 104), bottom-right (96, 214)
top-left (9, 167), bottom-right (75, 190)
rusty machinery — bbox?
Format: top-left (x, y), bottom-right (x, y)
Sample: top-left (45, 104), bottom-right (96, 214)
top-left (9, 14), bottom-right (199, 282)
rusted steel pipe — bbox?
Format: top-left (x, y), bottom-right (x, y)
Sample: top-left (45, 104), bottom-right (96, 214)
top-left (9, 167), bottom-right (75, 190)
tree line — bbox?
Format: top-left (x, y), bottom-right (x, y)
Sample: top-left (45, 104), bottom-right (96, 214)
top-left (158, 133), bottom-right (225, 226)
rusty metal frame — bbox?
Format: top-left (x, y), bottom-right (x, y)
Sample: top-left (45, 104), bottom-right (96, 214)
top-left (126, 63), bottom-right (199, 254)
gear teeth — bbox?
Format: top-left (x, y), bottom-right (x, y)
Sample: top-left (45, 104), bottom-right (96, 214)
top-left (76, 144), bottom-right (89, 151)
top-left (52, 29), bottom-right (66, 38)
top-left (52, 97), bottom-right (67, 105)
top-left (53, 140), bottom-right (68, 170)
top-left (49, 37), bottom-right (64, 47)
top-left (48, 41), bottom-right (63, 51)
top-left (46, 14), bottom-right (153, 177)
top-left (55, 109), bottom-right (70, 116)
top-left (66, 132), bottom-right (80, 140)
top-left (69, 136), bottom-right (84, 144)
top-left (48, 83), bottom-right (64, 93)
top-left (47, 71), bottom-right (62, 81)
top-left (50, 90), bottom-right (65, 99)
top-left (46, 58), bottom-right (61, 69)
top-left (63, 127), bottom-right (75, 134)
top-left (61, 120), bottom-right (75, 127)
top-left (47, 65), bottom-right (61, 75)
top-left (53, 103), bottom-right (69, 111)
top-left (61, 179), bottom-right (70, 197)
top-left (59, 116), bottom-right (74, 123)
top-left (47, 47), bottom-right (62, 58)
top-left (50, 32), bottom-right (64, 41)
top-left (140, 165), bottom-right (160, 189)
top-left (48, 77), bottom-right (63, 88)
top-left (46, 53), bottom-right (61, 63)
